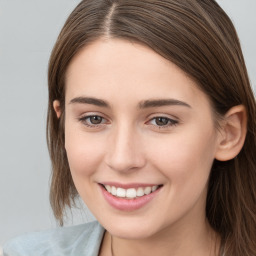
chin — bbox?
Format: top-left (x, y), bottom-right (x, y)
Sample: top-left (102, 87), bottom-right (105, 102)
top-left (100, 216), bottom-right (162, 240)
top-left (110, 227), bottom-right (156, 240)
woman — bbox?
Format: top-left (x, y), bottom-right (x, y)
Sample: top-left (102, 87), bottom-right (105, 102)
top-left (4, 0), bottom-right (256, 255)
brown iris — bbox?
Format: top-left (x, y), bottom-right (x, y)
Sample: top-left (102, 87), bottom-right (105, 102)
top-left (155, 117), bottom-right (169, 126)
top-left (89, 116), bottom-right (103, 124)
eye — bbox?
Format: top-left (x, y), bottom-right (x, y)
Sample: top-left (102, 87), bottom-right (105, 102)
top-left (148, 116), bottom-right (178, 128)
top-left (88, 116), bottom-right (103, 125)
top-left (79, 115), bottom-right (108, 127)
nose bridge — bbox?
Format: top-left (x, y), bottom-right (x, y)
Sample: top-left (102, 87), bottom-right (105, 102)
top-left (105, 121), bottom-right (145, 173)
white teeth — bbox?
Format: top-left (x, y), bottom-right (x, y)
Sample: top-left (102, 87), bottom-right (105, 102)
top-left (111, 186), bottom-right (117, 196)
top-left (106, 185), bottom-right (111, 193)
top-left (136, 187), bottom-right (144, 197)
top-left (116, 188), bottom-right (126, 197)
top-left (144, 186), bottom-right (152, 195)
top-left (152, 185), bottom-right (158, 192)
top-left (126, 188), bottom-right (137, 198)
top-left (104, 185), bottom-right (160, 199)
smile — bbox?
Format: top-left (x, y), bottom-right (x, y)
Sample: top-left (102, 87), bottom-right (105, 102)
top-left (102, 184), bottom-right (160, 199)
top-left (99, 183), bottom-right (163, 211)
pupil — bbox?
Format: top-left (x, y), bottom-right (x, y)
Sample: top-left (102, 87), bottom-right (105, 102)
top-left (90, 116), bottom-right (102, 124)
top-left (156, 117), bottom-right (168, 126)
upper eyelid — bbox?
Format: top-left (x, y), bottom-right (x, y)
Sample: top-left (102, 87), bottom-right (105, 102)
top-left (75, 107), bottom-right (180, 117)
top-left (150, 116), bottom-right (177, 121)
top-left (78, 112), bottom-right (109, 120)
top-left (79, 115), bottom-right (108, 122)
top-left (146, 113), bottom-right (180, 121)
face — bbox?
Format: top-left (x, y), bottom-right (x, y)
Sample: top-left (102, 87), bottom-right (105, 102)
top-left (62, 39), bottom-right (220, 239)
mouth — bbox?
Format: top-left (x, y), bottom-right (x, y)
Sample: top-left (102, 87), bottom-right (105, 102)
top-left (100, 183), bottom-right (163, 200)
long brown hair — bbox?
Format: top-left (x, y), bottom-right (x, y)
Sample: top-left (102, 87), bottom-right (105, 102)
top-left (47, 1), bottom-right (256, 255)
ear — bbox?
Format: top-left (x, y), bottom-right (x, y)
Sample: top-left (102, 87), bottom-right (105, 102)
top-left (53, 100), bottom-right (62, 119)
top-left (215, 105), bottom-right (247, 161)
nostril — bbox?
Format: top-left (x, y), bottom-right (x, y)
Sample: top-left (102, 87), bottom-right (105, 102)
top-left (105, 154), bottom-right (146, 173)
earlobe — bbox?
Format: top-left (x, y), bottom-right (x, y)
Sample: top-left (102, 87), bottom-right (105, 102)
top-left (215, 105), bottom-right (247, 161)
top-left (53, 100), bottom-right (62, 119)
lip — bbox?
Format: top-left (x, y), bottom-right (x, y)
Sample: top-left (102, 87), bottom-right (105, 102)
top-left (99, 183), bottom-right (162, 211)
top-left (100, 182), bottom-right (160, 189)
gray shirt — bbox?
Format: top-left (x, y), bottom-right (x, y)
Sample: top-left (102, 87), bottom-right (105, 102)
top-left (3, 221), bottom-right (105, 256)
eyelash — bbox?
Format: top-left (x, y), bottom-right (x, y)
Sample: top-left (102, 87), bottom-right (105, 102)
top-left (78, 115), bottom-right (108, 128)
top-left (78, 115), bottom-right (179, 129)
top-left (147, 116), bottom-right (178, 129)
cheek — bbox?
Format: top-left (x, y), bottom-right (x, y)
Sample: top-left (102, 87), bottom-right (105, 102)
top-left (64, 124), bottom-right (105, 178)
top-left (149, 128), bottom-right (217, 190)
top-left (64, 125), bottom-right (107, 206)
top-left (149, 130), bottom-right (217, 219)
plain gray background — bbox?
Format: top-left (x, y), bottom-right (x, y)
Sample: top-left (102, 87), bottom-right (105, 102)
top-left (0, 0), bottom-right (255, 250)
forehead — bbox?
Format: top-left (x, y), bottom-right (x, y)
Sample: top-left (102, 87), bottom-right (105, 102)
top-left (65, 38), bottom-right (210, 109)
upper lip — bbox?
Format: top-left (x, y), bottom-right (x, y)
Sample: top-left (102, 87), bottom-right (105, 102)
top-left (99, 182), bottom-right (162, 189)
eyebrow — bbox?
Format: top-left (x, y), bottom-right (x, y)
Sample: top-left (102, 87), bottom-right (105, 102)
top-left (69, 96), bottom-right (191, 109)
top-left (69, 97), bottom-right (110, 108)
top-left (139, 99), bottom-right (191, 109)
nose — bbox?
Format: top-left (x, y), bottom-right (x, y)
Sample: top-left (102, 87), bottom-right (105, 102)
top-left (105, 124), bottom-right (146, 173)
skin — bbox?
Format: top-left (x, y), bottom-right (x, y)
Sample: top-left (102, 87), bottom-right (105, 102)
top-left (54, 39), bottom-right (247, 256)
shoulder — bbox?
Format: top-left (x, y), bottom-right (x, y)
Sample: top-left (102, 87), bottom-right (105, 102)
top-left (3, 221), bottom-right (105, 256)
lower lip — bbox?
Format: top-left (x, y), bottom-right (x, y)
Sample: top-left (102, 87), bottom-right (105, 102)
top-left (100, 185), bottom-right (162, 211)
